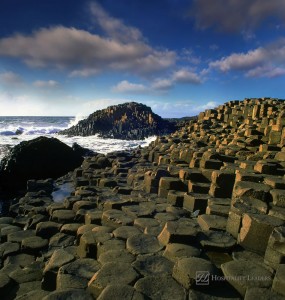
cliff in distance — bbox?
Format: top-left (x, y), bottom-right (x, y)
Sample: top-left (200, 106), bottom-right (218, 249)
top-left (59, 102), bottom-right (176, 140)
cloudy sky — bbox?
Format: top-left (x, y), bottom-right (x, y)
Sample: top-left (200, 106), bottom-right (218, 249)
top-left (0, 0), bottom-right (284, 117)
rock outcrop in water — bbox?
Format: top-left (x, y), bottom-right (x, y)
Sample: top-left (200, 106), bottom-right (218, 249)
top-left (0, 137), bottom-right (84, 190)
top-left (59, 102), bottom-right (176, 140)
top-left (0, 97), bottom-right (285, 299)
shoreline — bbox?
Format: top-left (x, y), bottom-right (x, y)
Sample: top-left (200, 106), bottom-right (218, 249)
top-left (0, 132), bottom-right (157, 162)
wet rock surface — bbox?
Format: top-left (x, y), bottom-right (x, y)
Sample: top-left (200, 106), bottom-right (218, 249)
top-left (0, 97), bottom-right (285, 299)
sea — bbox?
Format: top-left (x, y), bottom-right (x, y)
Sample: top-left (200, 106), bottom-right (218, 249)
top-left (0, 116), bottom-right (156, 162)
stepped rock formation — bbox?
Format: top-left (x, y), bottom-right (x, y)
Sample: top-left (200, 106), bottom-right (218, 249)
top-left (59, 102), bottom-right (176, 140)
top-left (1, 97), bottom-right (285, 299)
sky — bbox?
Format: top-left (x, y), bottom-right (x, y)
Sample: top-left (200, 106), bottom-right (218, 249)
top-left (0, 0), bottom-right (285, 117)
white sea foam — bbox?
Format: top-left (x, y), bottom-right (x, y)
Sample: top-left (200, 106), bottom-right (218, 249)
top-left (0, 116), bottom-right (156, 161)
top-left (67, 114), bottom-right (86, 128)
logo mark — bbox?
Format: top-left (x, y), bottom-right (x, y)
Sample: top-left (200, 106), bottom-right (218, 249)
top-left (196, 271), bottom-right (210, 286)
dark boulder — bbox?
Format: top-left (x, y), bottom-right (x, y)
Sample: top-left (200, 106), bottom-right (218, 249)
top-left (72, 143), bottom-right (96, 157)
top-left (15, 128), bottom-right (24, 135)
top-left (0, 137), bottom-right (84, 191)
top-left (59, 102), bottom-right (176, 140)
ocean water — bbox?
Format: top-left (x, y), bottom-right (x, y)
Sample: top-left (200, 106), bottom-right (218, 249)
top-left (0, 116), bottom-right (156, 161)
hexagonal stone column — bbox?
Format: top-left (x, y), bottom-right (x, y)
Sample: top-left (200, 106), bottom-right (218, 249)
top-left (88, 262), bottom-right (139, 298)
top-left (221, 260), bottom-right (273, 297)
top-left (238, 213), bottom-right (284, 254)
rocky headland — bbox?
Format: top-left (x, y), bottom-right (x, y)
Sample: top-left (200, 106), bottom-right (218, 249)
top-left (0, 97), bottom-right (285, 299)
top-left (59, 102), bottom-right (176, 140)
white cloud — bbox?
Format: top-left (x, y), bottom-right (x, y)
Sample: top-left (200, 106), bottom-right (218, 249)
top-left (112, 68), bottom-right (203, 94)
top-left (33, 80), bottom-right (59, 88)
top-left (0, 27), bottom-right (147, 68)
top-left (172, 69), bottom-right (202, 84)
top-left (193, 101), bottom-right (218, 112)
top-left (0, 92), bottom-right (45, 116)
top-left (107, 50), bottom-right (176, 75)
top-left (112, 80), bottom-right (147, 93)
top-left (192, 0), bottom-right (285, 32)
top-left (90, 2), bottom-right (143, 43)
top-left (246, 66), bottom-right (285, 78)
top-left (150, 100), bottom-right (218, 117)
top-left (210, 50), bottom-right (264, 72)
top-left (151, 79), bottom-right (174, 90)
top-left (69, 68), bottom-right (99, 78)
top-left (0, 71), bottom-right (23, 85)
top-left (152, 68), bottom-right (203, 91)
top-left (0, 92), bottom-right (123, 116)
top-left (0, 3), bottom-right (176, 76)
top-left (210, 38), bottom-right (285, 78)
top-left (200, 68), bottom-right (210, 76)
top-left (180, 48), bottom-right (201, 65)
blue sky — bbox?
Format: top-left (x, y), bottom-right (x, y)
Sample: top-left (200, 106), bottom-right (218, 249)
top-left (0, 0), bottom-right (285, 117)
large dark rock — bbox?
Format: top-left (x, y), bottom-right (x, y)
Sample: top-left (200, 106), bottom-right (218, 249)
top-left (0, 137), bottom-right (84, 190)
top-left (72, 142), bottom-right (96, 157)
top-left (59, 102), bottom-right (176, 140)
